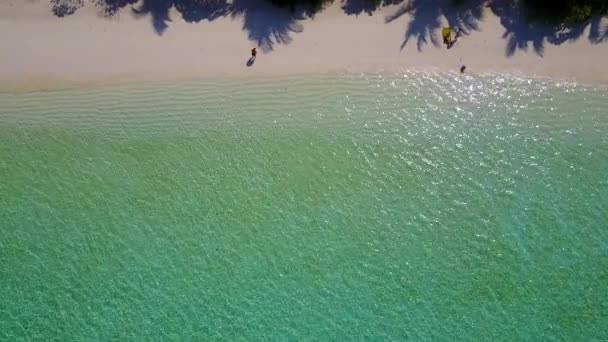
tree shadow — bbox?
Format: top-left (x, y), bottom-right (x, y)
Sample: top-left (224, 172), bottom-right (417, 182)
top-left (390, 0), bottom-right (442, 51)
top-left (127, 0), bottom-right (231, 34)
top-left (489, 0), bottom-right (550, 56)
top-left (385, 0), bottom-right (484, 51)
top-left (51, 0), bottom-right (84, 17)
top-left (488, 0), bottom-right (601, 57)
top-left (384, 0), bottom-right (607, 55)
top-left (131, 0), bottom-right (173, 34)
top-left (341, 0), bottom-right (403, 16)
top-left (443, 0), bottom-right (484, 32)
top-left (93, 0), bottom-right (138, 17)
top-left (230, 0), bottom-right (305, 52)
top-left (174, 0), bottom-right (231, 23)
top-left (49, 0), bottom-right (310, 49)
top-left (50, 0), bottom-right (607, 56)
top-left (588, 16), bottom-right (608, 44)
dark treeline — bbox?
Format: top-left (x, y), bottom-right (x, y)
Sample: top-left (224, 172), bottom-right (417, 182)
top-left (522, 0), bottom-right (607, 24)
top-left (267, 0), bottom-right (333, 13)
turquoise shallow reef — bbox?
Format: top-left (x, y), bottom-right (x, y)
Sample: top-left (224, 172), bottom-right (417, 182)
top-left (1, 72), bottom-right (607, 340)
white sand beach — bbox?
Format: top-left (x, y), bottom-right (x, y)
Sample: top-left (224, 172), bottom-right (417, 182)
top-left (1, 0), bottom-right (607, 92)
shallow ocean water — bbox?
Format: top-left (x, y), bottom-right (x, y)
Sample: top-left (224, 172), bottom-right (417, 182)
top-left (1, 72), bottom-right (607, 340)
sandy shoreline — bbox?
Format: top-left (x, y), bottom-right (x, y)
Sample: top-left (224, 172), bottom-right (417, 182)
top-left (1, 0), bottom-right (608, 92)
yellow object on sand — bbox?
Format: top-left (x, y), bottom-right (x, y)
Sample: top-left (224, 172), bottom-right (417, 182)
top-left (442, 27), bottom-right (452, 39)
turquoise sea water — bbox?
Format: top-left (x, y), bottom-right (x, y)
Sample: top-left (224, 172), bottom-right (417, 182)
top-left (1, 72), bottom-right (607, 340)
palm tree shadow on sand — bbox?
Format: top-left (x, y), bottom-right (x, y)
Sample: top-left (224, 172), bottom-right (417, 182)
top-left (341, 0), bottom-right (403, 16)
top-left (51, 0), bottom-right (85, 16)
top-left (385, 0), bottom-right (485, 51)
top-left (50, 0), bottom-right (313, 51)
top-left (49, 0), bottom-right (608, 56)
top-left (383, 0), bottom-right (607, 55)
top-left (588, 16), bottom-right (608, 44)
top-left (489, 0), bottom-right (608, 57)
top-left (230, 0), bottom-right (305, 52)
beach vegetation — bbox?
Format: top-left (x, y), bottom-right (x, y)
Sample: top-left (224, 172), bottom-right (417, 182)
top-left (267, 0), bottom-right (335, 15)
top-left (522, 0), bottom-right (608, 25)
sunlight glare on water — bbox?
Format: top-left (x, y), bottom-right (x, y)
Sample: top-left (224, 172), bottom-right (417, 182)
top-left (0, 72), bottom-right (607, 340)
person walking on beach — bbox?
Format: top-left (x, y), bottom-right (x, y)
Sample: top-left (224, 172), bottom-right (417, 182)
top-left (247, 48), bottom-right (258, 67)
top-left (443, 28), bottom-right (463, 48)
top-left (442, 27), bottom-right (452, 46)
